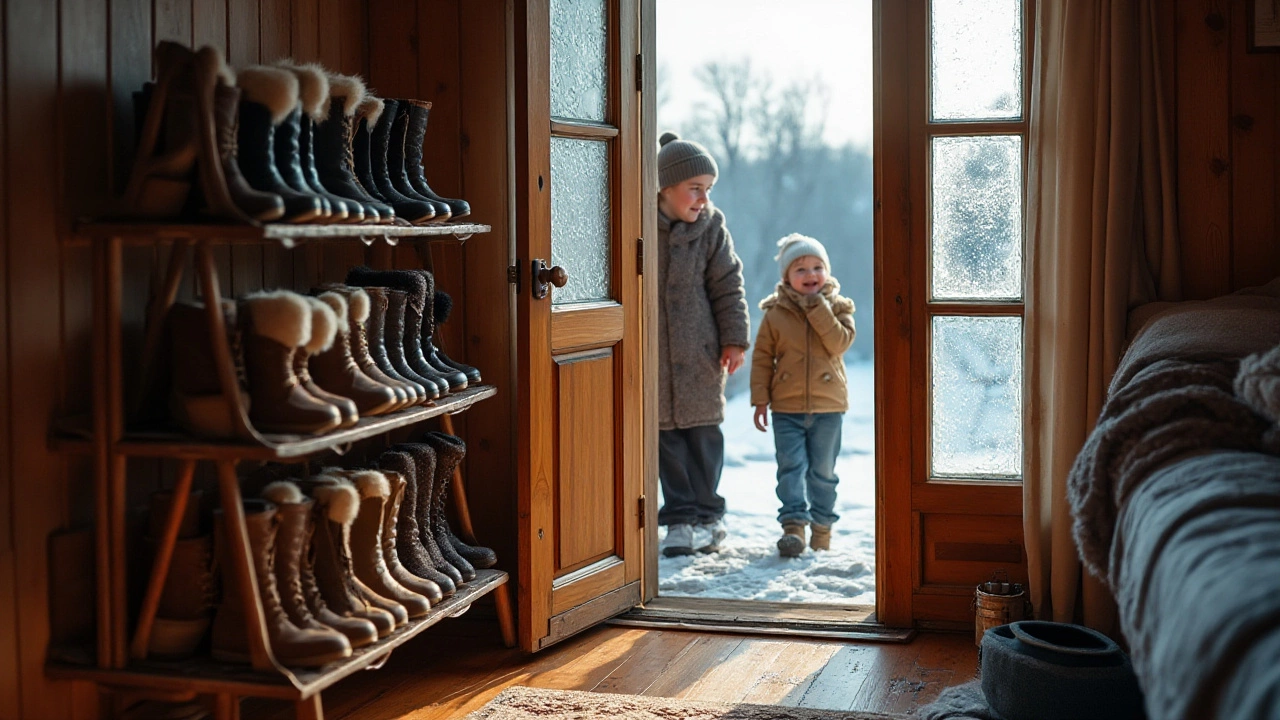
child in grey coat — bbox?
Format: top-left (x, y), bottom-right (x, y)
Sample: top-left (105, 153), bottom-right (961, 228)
top-left (655, 132), bottom-right (750, 557)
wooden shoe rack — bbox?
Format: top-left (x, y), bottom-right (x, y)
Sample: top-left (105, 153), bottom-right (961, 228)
top-left (46, 221), bottom-right (513, 720)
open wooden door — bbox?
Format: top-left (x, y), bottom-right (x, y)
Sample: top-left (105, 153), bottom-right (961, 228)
top-left (514, 0), bottom-right (649, 652)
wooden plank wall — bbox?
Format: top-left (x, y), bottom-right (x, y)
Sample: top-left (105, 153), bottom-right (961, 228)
top-left (1177, 0), bottom-right (1280, 298)
top-left (0, 1), bottom-right (368, 718)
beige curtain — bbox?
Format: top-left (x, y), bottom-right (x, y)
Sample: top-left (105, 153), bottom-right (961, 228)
top-left (1024, 0), bottom-right (1181, 629)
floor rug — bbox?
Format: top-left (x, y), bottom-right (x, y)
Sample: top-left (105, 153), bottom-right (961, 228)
top-left (465, 686), bottom-right (911, 720)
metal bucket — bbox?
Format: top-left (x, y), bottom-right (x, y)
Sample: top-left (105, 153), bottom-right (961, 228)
top-left (974, 579), bottom-right (1027, 646)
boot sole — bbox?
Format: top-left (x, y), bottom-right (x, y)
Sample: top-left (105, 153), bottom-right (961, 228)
top-left (777, 535), bottom-right (806, 558)
top-left (661, 547), bottom-right (694, 558)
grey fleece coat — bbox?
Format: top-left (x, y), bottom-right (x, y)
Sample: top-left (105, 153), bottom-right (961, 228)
top-left (657, 204), bottom-right (751, 430)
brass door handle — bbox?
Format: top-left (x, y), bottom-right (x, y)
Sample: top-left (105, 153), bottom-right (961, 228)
top-left (532, 259), bottom-right (568, 299)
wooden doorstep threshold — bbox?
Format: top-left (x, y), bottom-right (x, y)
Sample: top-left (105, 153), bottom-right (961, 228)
top-left (611, 597), bottom-right (915, 643)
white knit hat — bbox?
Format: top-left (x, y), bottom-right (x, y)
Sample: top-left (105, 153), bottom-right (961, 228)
top-left (775, 233), bottom-right (830, 279)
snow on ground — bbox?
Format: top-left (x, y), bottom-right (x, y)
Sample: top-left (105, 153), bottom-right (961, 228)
top-left (658, 362), bottom-right (876, 605)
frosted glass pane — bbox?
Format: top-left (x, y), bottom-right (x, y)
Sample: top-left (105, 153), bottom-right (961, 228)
top-left (931, 135), bottom-right (1023, 301)
top-left (931, 0), bottom-right (1022, 121)
top-left (931, 316), bottom-right (1022, 479)
top-left (551, 137), bottom-right (611, 304)
top-left (551, 0), bottom-right (607, 122)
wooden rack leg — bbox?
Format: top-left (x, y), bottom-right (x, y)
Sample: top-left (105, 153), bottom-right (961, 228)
top-left (92, 238), bottom-right (113, 668)
top-left (213, 693), bottom-right (239, 720)
top-left (215, 460), bottom-right (276, 672)
top-left (130, 459), bottom-right (197, 659)
top-left (295, 695), bottom-right (323, 720)
top-left (438, 412), bottom-right (514, 648)
top-left (130, 238), bottom-right (190, 420)
top-left (106, 236), bottom-right (129, 670)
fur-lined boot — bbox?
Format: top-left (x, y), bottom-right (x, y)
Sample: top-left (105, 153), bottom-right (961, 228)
top-left (359, 98), bottom-right (436, 223)
top-left (346, 266), bottom-right (464, 391)
top-left (426, 288), bottom-right (481, 385)
top-left (273, 61), bottom-right (364, 222)
top-left (234, 66), bottom-right (325, 223)
top-left (312, 73), bottom-right (394, 223)
top-left (210, 57), bottom-right (285, 221)
top-left (403, 99), bottom-right (471, 219)
top-left (292, 296), bottom-right (359, 428)
top-left (343, 470), bottom-right (432, 617)
top-left (318, 284), bottom-right (415, 411)
top-left (239, 290), bottom-right (342, 435)
top-left (307, 289), bottom-right (398, 416)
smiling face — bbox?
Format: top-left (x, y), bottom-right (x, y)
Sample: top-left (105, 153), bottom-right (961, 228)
top-left (658, 174), bottom-right (716, 223)
top-left (786, 255), bottom-right (828, 295)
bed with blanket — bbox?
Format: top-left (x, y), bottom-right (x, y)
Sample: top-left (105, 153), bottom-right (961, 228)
top-left (1067, 278), bottom-right (1280, 720)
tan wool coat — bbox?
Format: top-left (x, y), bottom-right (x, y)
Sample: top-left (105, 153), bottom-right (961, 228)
top-left (749, 278), bottom-right (856, 414)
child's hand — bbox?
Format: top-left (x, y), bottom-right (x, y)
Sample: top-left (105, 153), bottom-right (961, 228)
top-left (753, 404), bottom-right (769, 432)
top-left (721, 346), bottom-right (745, 375)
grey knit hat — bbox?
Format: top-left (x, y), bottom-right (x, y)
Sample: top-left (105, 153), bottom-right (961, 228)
top-left (775, 233), bottom-right (830, 279)
top-left (658, 132), bottom-right (718, 189)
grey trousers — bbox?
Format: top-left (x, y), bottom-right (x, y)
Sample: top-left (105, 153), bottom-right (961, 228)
top-left (658, 424), bottom-right (726, 526)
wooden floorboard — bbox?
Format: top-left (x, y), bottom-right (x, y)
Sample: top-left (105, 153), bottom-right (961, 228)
top-left (239, 621), bottom-right (978, 719)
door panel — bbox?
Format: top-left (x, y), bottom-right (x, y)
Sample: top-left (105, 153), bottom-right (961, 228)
top-left (516, 0), bottom-right (645, 652)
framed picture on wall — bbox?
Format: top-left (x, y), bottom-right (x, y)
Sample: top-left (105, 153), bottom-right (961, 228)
top-left (1250, 0), bottom-right (1280, 52)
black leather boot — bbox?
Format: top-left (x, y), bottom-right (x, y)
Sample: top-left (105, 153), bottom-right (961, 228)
top-left (274, 61), bottom-right (365, 223)
top-left (429, 290), bottom-right (482, 384)
top-left (346, 266), bottom-right (462, 392)
top-left (384, 289), bottom-right (445, 399)
top-left (366, 99), bottom-right (437, 223)
top-left (273, 107), bottom-right (335, 221)
top-left (312, 75), bottom-right (394, 223)
top-left (235, 66), bottom-right (324, 223)
top-left (387, 101), bottom-right (450, 220)
top-left (403, 100), bottom-right (471, 220)
top-left (212, 80), bottom-right (285, 222)
top-left (363, 287), bottom-right (430, 404)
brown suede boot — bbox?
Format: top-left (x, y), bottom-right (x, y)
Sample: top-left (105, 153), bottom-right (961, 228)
top-left (307, 289), bottom-right (398, 416)
top-left (293, 296), bottom-right (359, 428)
top-left (777, 522), bottom-right (807, 558)
top-left (302, 478), bottom-right (396, 638)
top-left (211, 72), bottom-right (285, 222)
top-left (210, 500), bottom-right (352, 667)
top-left (344, 469), bottom-right (431, 618)
top-left (145, 490), bottom-right (216, 659)
top-left (809, 524), bottom-right (832, 552)
top-left (124, 41), bottom-right (199, 217)
top-left (379, 469), bottom-right (444, 604)
top-left (322, 285), bottom-right (414, 411)
top-left (261, 480), bottom-right (378, 650)
top-left (239, 290), bottom-right (342, 435)
top-left (165, 300), bottom-right (249, 439)
top-left (376, 450), bottom-right (455, 596)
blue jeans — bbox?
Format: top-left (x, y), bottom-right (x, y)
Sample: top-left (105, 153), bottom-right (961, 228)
top-left (772, 412), bottom-right (842, 527)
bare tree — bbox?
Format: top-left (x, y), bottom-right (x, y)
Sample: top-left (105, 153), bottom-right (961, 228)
top-left (689, 59), bottom-right (758, 172)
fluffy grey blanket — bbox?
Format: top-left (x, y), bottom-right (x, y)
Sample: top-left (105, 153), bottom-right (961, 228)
top-left (1066, 280), bottom-right (1280, 720)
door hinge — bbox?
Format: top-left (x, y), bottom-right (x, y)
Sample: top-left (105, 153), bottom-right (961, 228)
top-left (507, 263), bottom-right (519, 290)
top-left (638, 495), bottom-right (647, 527)
top-left (636, 238), bottom-right (644, 274)
top-left (635, 53), bottom-right (643, 91)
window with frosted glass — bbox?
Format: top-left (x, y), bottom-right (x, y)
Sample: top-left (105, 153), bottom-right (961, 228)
top-left (550, 137), bottom-right (611, 304)
top-left (931, 135), bottom-right (1022, 301)
top-left (930, 316), bottom-right (1022, 479)
top-left (550, 0), bottom-right (607, 122)
top-left (930, 0), bottom-right (1022, 121)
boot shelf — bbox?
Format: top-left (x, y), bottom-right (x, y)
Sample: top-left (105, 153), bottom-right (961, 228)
top-left (67, 220), bottom-right (491, 248)
top-left (46, 568), bottom-right (508, 700)
top-left (52, 384), bottom-right (497, 460)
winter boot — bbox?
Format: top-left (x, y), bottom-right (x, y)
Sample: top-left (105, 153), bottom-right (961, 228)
top-left (346, 266), bottom-right (463, 391)
top-left (123, 41), bottom-right (199, 217)
top-left (212, 70), bottom-right (285, 222)
top-left (809, 524), bottom-right (832, 552)
top-left (165, 300), bottom-right (250, 439)
top-left (422, 286), bottom-right (474, 388)
top-left (293, 297), bottom-right (359, 428)
top-left (312, 73), bottom-right (393, 223)
top-left (376, 450), bottom-right (456, 596)
top-left (403, 100), bottom-right (471, 219)
top-left (272, 105), bottom-right (335, 220)
top-left (345, 470), bottom-right (431, 617)
top-left (239, 290), bottom-right (342, 435)
top-left (273, 61), bottom-right (362, 222)
top-left (386, 100), bottom-right (451, 220)
top-left (363, 287), bottom-right (430, 403)
top-left (210, 500), bottom-right (353, 667)
top-left (319, 284), bottom-right (414, 411)
top-left (302, 477), bottom-right (396, 638)
top-left (391, 443), bottom-right (464, 588)
top-left (423, 432), bottom-right (491, 579)
top-left (260, 480), bottom-right (377, 650)
top-left (234, 66), bottom-right (324, 222)
top-left (777, 522), bottom-right (807, 558)
top-left (363, 98), bottom-right (436, 223)
top-left (383, 289), bottom-right (445, 398)
top-left (307, 289), bottom-right (398, 416)
top-left (145, 491), bottom-right (216, 659)
top-left (378, 469), bottom-right (445, 603)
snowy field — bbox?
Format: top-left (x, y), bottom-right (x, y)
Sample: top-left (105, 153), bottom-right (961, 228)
top-left (657, 362), bottom-right (876, 605)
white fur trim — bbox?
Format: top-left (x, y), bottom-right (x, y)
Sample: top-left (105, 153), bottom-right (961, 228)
top-left (310, 478), bottom-right (359, 524)
top-left (243, 290), bottom-right (310, 349)
top-left (326, 73), bottom-right (367, 117)
top-left (317, 292), bottom-right (350, 334)
top-left (355, 97), bottom-right (385, 128)
top-left (236, 66), bottom-right (299, 125)
top-left (276, 61), bottom-right (331, 122)
top-left (303, 296), bottom-right (339, 354)
top-left (262, 480), bottom-right (305, 505)
top-left (348, 288), bottom-right (370, 323)
top-left (350, 470), bottom-right (390, 499)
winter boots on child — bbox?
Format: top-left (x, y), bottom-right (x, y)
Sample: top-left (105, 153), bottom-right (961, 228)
top-left (777, 522), bottom-right (834, 557)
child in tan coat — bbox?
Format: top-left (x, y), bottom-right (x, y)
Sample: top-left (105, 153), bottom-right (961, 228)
top-left (750, 234), bottom-right (856, 557)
